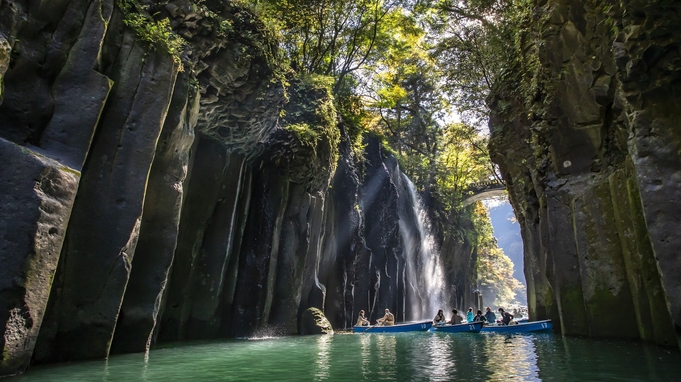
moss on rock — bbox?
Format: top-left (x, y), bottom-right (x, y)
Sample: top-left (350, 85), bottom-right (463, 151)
top-left (299, 307), bottom-right (334, 335)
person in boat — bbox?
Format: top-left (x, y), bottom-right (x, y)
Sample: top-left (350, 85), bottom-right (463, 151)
top-left (498, 308), bottom-right (514, 325)
top-left (448, 309), bottom-right (463, 325)
top-left (466, 307), bottom-right (474, 323)
top-left (433, 309), bottom-right (446, 326)
top-left (376, 308), bottom-right (395, 326)
top-left (473, 310), bottom-right (487, 322)
top-left (484, 307), bottom-right (496, 323)
top-left (356, 310), bottom-right (370, 326)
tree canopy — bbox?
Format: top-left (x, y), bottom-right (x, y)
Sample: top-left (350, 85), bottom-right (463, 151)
top-left (244, 0), bottom-right (526, 307)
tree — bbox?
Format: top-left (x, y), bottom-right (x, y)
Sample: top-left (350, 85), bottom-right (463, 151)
top-left (365, 24), bottom-right (500, 209)
top-left (424, 0), bottom-right (517, 125)
top-left (255, 0), bottom-right (406, 94)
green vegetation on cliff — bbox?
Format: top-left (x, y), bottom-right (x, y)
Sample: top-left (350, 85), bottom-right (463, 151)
top-left (242, 0), bottom-right (525, 303)
top-left (116, 0), bottom-right (188, 65)
top-left (109, 0), bottom-right (523, 311)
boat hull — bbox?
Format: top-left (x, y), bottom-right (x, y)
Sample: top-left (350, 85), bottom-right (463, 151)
top-left (431, 321), bottom-right (483, 333)
top-left (353, 321), bottom-right (433, 333)
top-left (481, 319), bottom-right (552, 333)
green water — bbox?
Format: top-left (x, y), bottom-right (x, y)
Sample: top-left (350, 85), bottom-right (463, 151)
top-left (14, 332), bottom-right (681, 381)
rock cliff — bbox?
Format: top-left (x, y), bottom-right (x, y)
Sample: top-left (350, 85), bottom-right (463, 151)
top-left (0, 0), bottom-right (478, 376)
top-left (488, 0), bottom-right (681, 349)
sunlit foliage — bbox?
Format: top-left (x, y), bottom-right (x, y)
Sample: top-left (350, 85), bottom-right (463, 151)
top-left (254, 0), bottom-right (408, 94)
top-left (472, 203), bottom-right (525, 307)
top-left (245, 0), bottom-right (525, 304)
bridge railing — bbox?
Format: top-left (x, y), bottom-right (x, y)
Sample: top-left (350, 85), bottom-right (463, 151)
top-left (464, 180), bottom-right (505, 193)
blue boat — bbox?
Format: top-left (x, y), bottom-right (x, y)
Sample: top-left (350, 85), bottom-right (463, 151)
top-left (353, 321), bottom-right (433, 333)
top-left (480, 319), bottom-right (552, 333)
top-left (431, 321), bottom-right (483, 333)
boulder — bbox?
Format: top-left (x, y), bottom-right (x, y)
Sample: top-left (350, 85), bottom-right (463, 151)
top-left (299, 308), bottom-right (334, 335)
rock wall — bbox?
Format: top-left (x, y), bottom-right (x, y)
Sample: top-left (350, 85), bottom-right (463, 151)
top-left (0, 0), bottom-right (478, 376)
top-left (488, 0), bottom-right (681, 348)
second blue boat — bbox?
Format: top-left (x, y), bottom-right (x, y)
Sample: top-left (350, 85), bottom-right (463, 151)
top-left (431, 321), bottom-right (483, 333)
top-left (480, 319), bottom-right (552, 333)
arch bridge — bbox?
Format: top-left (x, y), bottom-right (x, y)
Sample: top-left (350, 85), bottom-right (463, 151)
top-left (461, 180), bottom-right (506, 206)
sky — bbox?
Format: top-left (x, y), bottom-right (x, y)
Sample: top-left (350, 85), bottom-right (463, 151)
top-left (486, 199), bottom-right (525, 286)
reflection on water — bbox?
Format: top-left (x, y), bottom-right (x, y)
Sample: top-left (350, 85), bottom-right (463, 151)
top-left (376, 335), bottom-right (397, 380)
top-left (314, 335), bottom-right (331, 380)
top-left (482, 334), bottom-right (539, 380)
top-left (359, 334), bottom-right (371, 379)
top-left (13, 332), bottom-right (681, 381)
top-left (424, 334), bottom-right (456, 380)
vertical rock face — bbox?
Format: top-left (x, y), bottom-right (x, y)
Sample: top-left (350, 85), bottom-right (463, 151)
top-left (36, 33), bottom-right (179, 364)
top-left (489, 0), bottom-right (681, 348)
top-left (0, 139), bottom-right (79, 376)
top-left (110, 73), bottom-right (198, 354)
top-left (0, 0), bottom-right (478, 377)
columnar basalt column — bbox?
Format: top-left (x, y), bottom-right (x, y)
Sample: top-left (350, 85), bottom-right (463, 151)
top-left (35, 36), bottom-right (179, 363)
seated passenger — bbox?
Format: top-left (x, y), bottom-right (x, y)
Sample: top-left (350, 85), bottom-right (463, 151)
top-left (498, 308), bottom-right (514, 325)
top-left (448, 309), bottom-right (463, 325)
top-left (433, 309), bottom-right (446, 325)
top-left (376, 308), bottom-right (395, 326)
top-left (466, 307), bottom-right (474, 323)
top-left (356, 310), bottom-right (370, 326)
top-left (484, 307), bottom-right (496, 323)
top-left (473, 309), bottom-right (487, 322)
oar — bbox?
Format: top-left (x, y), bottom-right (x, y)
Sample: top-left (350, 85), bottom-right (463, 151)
top-left (362, 322), bottom-right (385, 332)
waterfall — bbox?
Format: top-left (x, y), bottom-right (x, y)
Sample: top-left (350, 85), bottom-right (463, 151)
top-left (399, 174), bottom-right (446, 321)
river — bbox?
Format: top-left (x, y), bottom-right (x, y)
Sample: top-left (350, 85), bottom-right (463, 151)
top-left (13, 332), bottom-right (681, 381)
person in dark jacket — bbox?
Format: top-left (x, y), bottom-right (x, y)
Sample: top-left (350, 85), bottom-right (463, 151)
top-left (473, 310), bottom-right (487, 322)
top-left (484, 307), bottom-right (496, 323)
top-left (498, 308), bottom-right (514, 325)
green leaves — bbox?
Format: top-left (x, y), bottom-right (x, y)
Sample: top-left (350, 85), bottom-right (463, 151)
top-left (117, 0), bottom-right (188, 68)
top-left (255, 0), bottom-right (403, 93)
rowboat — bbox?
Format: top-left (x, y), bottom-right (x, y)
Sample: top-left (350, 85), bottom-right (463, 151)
top-left (353, 321), bottom-right (433, 333)
top-left (480, 319), bottom-right (552, 333)
top-left (431, 321), bottom-right (483, 333)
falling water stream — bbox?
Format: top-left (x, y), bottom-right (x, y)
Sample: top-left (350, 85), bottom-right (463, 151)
top-left (399, 174), bottom-right (445, 321)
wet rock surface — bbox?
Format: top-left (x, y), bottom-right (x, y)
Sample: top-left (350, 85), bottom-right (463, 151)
top-left (489, 0), bottom-right (681, 349)
top-left (299, 307), bottom-right (334, 335)
top-left (0, 0), bottom-right (477, 377)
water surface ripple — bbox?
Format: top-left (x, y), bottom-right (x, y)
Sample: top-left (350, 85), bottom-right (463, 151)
top-left (14, 332), bottom-right (681, 381)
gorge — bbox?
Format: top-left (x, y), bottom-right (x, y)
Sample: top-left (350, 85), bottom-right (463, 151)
top-left (0, 0), bottom-right (680, 378)
top-left (0, 0), bottom-right (479, 376)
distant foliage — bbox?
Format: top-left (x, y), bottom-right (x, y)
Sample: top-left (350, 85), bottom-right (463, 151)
top-left (245, 0), bottom-right (521, 299)
top-left (472, 203), bottom-right (525, 307)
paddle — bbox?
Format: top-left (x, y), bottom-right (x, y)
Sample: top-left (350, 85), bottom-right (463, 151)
top-left (364, 322), bottom-right (385, 331)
